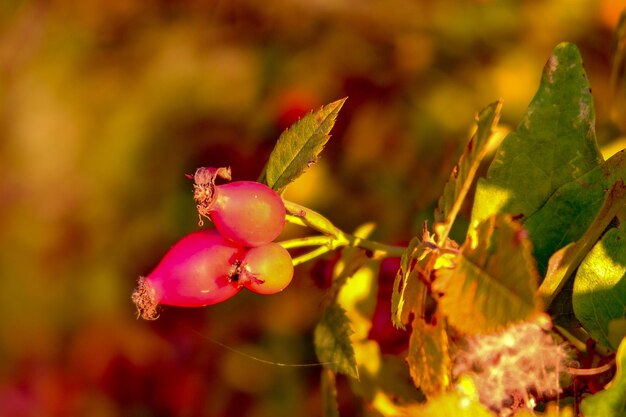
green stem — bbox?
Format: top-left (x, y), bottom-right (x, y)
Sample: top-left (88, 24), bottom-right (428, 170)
top-left (283, 200), bottom-right (345, 239)
top-left (285, 214), bottom-right (308, 228)
top-left (291, 246), bottom-right (332, 266)
top-left (279, 235), bottom-right (335, 250)
top-left (282, 199), bottom-right (406, 260)
top-left (554, 325), bottom-right (587, 353)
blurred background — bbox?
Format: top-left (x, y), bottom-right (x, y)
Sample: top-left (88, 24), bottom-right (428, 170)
top-left (1, 1), bottom-right (625, 416)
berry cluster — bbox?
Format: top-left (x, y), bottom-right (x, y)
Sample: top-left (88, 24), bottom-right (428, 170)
top-left (133, 167), bottom-right (294, 320)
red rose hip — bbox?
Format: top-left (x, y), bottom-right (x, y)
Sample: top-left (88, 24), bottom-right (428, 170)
top-left (189, 167), bottom-right (286, 247)
top-left (132, 228), bottom-right (245, 320)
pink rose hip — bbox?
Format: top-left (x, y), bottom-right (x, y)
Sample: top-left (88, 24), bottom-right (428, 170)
top-left (132, 228), bottom-right (245, 320)
top-left (188, 167), bottom-right (286, 247)
top-left (211, 181), bottom-right (286, 247)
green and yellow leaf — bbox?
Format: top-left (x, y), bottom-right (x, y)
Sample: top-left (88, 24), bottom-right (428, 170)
top-left (391, 236), bottom-right (428, 329)
top-left (406, 314), bottom-right (451, 397)
top-left (314, 303), bottom-right (359, 379)
top-left (470, 43), bottom-right (609, 274)
top-left (434, 214), bottom-right (542, 334)
top-left (434, 100), bottom-right (502, 244)
top-left (471, 43), bottom-right (603, 230)
top-left (573, 221), bottom-right (626, 350)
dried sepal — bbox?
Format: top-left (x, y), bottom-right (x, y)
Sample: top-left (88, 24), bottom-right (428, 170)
top-left (131, 276), bottom-right (159, 320)
top-left (185, 166), bottom-right (232, 226)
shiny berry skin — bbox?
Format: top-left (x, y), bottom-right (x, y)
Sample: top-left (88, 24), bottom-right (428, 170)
top-left (239, 243), bottom-right (294, 294)
top-left (132, 229), bottom-right (245, 320)
top-left (210, 181), bottom-right (286, 247)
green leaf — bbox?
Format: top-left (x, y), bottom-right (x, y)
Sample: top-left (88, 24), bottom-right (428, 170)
top-left (523, 152), bottom-right (626, 274)
top-left (471, 42), bottom-right (603, 237)
top-left (573, 222), bottom-right (626, 350)
top-left (547, 277), bottom-right (578, 328)
top-left (314, 303), bottom-right (359, 379)
top-left (434, 214), bottom-right (542, 334)
top-left (260, 98), bottom-right (346, 193)
top-left (406, 314), bottom-right (451, 397)
top-left (434, 100), bottom-right (502, 244)
top-left (539, 180), bottom-right (626, 306)
top-left (609, 319), bottom-right (626, 350)
top-left (580, 338), bottom-right (626, 417)
top-left (321, 368), bottom-right (339, 417)
top-left (470, 50), bottom-right (626, 275)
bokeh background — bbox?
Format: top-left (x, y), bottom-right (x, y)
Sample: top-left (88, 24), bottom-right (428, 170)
top-left (1, 1), bottom-right (625, 416)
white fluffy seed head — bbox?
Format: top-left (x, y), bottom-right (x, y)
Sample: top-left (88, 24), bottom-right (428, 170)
top-left (452, 322), bottom-right (570, 416)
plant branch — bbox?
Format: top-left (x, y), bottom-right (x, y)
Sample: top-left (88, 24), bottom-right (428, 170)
top-left (282, 199), bottom-right (406, 260)
top-left (345, 235), bottom-right (406, 258)
top-left (283, 200), bottom-right (346, 240)
top-left (279, 235), bottom-right (335, 249)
